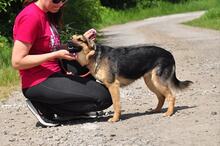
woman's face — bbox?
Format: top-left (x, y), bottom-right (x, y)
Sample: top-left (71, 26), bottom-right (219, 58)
top-left (39, 0), bottom-right (65, 13)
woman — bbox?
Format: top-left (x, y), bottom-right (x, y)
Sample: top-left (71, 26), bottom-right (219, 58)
top-left (12, 0), bottom-right (112, 127)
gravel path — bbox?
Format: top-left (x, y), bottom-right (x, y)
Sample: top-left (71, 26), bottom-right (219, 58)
top-left (1, 11), bottom-right (220, 146)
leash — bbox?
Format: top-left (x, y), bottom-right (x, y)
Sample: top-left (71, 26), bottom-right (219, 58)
top-left (79, 71), bottom-right (90, 77)
top-left (59, 59), bottom-right (91, 78)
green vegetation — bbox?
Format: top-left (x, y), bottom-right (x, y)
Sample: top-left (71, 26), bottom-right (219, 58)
top-left (0, 0), bottom-right (219, 100)
top-left (61, 0), bottom-right (220, 41)
top-left (0, 36), bottom-right (19, 100)
top-left (97, 0), bottom-right (219, 28)
top-left (185, 6), bottom-right (220, 30)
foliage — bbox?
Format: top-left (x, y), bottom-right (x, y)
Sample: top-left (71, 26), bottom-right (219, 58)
top-left (0, 0), bottom-right (17, 12)
top-left (60, 0), bottom-right (103, 41)
top-left (163, 0), bottom-right (189, 3)
top-left (100, 0), bottom-right (137, 9)
top-left (0, 0), bottom-right (22, 37)
top-left (100, 0), bottom-right (163, 9)
top-left (136, 0), bottom-right (160, 9)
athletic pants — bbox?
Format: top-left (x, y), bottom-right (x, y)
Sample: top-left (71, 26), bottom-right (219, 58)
top-left (22, 61), bottom-right (112, 116)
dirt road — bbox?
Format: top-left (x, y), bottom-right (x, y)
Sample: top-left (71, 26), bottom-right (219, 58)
top-left (1, 11), bottom-right (220, 146)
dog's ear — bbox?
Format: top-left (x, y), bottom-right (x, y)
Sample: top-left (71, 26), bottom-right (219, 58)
top-left (72, 35), bottom-right (78, 40)
top-left (71, 34), bottom-right (96, 52)
top-left (72, 35), bottom-right (85, 42)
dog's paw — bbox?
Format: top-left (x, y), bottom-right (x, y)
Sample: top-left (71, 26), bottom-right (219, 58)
top-left (108, 117), bottom-right (120, 122)
top-left (163, 111), bottom-right (173, 117)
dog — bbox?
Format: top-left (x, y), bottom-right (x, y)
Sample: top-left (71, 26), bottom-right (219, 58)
top-left (70, 35), bottom-right (193, 122)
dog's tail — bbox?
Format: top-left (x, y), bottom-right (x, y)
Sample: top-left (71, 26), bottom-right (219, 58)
top-left (171, 71), bottom-right (193, 90)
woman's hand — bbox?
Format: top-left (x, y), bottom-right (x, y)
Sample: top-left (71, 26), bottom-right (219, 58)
top-left (11, 40), bottom-right (77, 70)
top-left (55, 49), bottom-right (77, 60)
top-left (83, 28), bottom-right (97, 41)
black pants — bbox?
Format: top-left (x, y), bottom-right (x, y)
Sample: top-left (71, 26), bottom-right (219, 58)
top-left (22, 61), bottom-right (112, 116)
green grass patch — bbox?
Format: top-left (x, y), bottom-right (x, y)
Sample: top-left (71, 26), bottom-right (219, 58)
top-left (0, 35), bottom-right (19, 100)
top-left (0, 66), bottom-right (19, 86)
top-left (0, 86), bottom-right (19, 101)
top-left (185, 7), bottom-right (220, 30)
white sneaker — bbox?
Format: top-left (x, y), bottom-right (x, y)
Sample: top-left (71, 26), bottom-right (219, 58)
top-left (26, 100), bottom-right (59, 127)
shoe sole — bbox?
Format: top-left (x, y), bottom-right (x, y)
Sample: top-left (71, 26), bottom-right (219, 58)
top-left (26, 100), bottom-right (59, 127)
top-left (54, 113), bottom-right (97, 121)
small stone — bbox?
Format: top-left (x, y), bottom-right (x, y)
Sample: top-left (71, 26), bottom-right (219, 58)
top-left (3, 131), bottom-right (8, 135)
top-left (9, 138), bottom-right (16, 142)
top-left (211, 111), bottom-right (217, 116)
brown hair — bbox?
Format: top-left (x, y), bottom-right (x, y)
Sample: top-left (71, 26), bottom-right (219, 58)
top-left (22, 0), bottom-right (63, 28)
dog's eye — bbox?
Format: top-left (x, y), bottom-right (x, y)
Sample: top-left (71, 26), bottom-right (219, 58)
top-left (77, 38), bottom-right (82, 41)
top-left (76, 36), bottom-right (84, 42)
top-left (81, 35), bottom-right (88, 42)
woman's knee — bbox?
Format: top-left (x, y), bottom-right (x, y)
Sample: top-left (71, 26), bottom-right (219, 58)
top-left (95, 91), bottom-right (112, 110)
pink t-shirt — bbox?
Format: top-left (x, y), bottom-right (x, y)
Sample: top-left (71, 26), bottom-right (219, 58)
top-left (13, 3), bottom-right (61, 88)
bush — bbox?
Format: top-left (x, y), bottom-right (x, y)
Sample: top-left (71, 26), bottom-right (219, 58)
top-left (100, 0), bottom-right (160, 10)
top-left (100, 0), bottom-right (137, 9)
top-left (0, 0), bottom-right (17, 12)
top-left (162, 0), bottom-right (189, 3)
top-left (61, 0), bottom-right (103, 40)
top-left (137, 0), bottom-right (160, 9)
top-left (0, 0), bottom-right (22, 37)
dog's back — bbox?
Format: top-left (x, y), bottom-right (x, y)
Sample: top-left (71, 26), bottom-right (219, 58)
top-left (96, 45), bottom-right (173, 79)
top-left (95, 44), bottom-right (192, 90)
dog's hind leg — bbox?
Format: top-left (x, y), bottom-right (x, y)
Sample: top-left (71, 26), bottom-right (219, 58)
top-left (145, 69), bottom-right (176, 116)
top-left (152, 69), bottom-right (176, 116)
top-left (144, 73), bottom-right (165, 113)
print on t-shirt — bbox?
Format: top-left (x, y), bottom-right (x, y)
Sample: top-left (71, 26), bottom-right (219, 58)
top-left (49, 24), bottom-right (61, 52)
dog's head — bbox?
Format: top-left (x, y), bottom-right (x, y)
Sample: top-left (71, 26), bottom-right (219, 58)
top-left (71, 35), bottom-right (96, 66)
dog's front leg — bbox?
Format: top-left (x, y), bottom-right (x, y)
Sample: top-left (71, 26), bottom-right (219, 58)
top-left (107, 81), bottom-right (121, 122)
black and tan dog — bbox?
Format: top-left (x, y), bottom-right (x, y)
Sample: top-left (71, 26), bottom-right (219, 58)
top-left (71, 35), bottom-right (193, 122)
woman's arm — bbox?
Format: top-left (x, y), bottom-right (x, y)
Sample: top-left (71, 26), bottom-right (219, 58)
top-left (11, 40), bottom-right (76, 70)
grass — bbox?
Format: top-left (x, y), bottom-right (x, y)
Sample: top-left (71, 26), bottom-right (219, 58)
top-left (185, 7), bottom-right (220, 30)
top-left (0, 36), bottom-right (19, 100)
top-left (0, 86), bottom-right (19, 101)
top-left (0, 0), bottom-right (219, 100)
